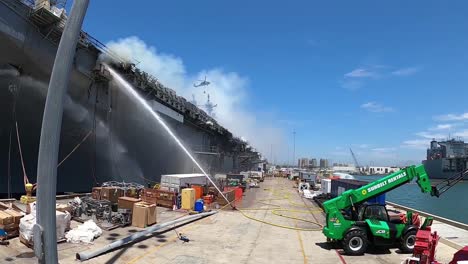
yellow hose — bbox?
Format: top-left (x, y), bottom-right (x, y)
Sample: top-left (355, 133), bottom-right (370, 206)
top-left (236, 186), bottom-right (324, 231)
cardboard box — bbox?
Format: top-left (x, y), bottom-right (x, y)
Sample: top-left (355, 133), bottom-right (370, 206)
top-left (132, 202), bottom-right (156, 228)
top-left (0, 211), bottom-right (14, 225)
top-left (118, 197), bottom-right (141, 210)
top-left (92, 187), bottom-right (102, 200)
top-left (101, 187), bottom-right (124, 203)
top-left (4, 209), bottom-right (23, 225)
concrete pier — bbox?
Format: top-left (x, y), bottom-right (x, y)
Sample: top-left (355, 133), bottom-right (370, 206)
top-left (0, 178), bottom-right (464, 263)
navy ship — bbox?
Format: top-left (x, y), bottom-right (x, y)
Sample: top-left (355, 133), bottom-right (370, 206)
top-left (0, 0), bottom-right (263, 197)
top-left (423, 138), bottom-right (468, 180)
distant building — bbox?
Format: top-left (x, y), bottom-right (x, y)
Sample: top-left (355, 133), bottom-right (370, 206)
top-left (332, 164), bottom-right (357, 173)
top-left (298, 158), bottom-right (309, 168)
top-left (309, 158), bottom-right (318, 168)
top-left (319, 158), bottom-right (329, 168)
top-left (361, 166), bottom-right (400, 175)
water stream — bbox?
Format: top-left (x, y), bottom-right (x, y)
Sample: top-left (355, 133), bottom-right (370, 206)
top-left (106, 65), bottom-right (231, 205)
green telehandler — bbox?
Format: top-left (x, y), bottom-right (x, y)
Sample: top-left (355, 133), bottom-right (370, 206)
top-left (322, 165), bottom-right (442, 255)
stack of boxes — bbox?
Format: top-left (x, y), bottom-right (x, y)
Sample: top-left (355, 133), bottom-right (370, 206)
top-left (0, 208), bottom-right (24, 239)
top-left (131, 202), bottom-right (157, 228)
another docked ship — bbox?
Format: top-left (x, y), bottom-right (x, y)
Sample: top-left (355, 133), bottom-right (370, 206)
top-left (423, 138), bottom-right (468, 179)
top-left (0, 0), bottom-right (263, 197)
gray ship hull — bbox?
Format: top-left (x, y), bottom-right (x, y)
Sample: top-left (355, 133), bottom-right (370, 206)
top-left (0, 0), bottom-right (252, 197)
top-left (423, 159), bottom-right (468, 180)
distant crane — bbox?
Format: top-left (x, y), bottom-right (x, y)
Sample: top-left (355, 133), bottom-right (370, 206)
top-left (350, 148), bottom-right (361, 171)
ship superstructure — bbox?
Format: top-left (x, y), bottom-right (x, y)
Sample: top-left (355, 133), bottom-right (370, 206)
top-left (423, 138), bottom-right (468, 179)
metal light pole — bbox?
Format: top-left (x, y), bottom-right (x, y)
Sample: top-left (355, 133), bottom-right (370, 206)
top-left (34, 0), bottom-right (89, 263)
top-left (270, 144), bottom-right (273, 165)
top-left (293, 130), bottom-right (296, 168)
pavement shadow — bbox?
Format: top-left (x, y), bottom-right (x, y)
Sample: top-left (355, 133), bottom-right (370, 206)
top-left (315, 242), bottom-right (341, 250)
top-left (15, 252), bottom-right (35, 258)
top-left (315, 242), bottom-right (393, 256)
top-left (366, 246), bottom-right (392, 255)
top-left (90, 216), bottom-right (210, 262)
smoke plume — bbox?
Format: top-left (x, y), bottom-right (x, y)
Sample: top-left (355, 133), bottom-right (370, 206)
top-left (105, 36), bottom-right (286, 160)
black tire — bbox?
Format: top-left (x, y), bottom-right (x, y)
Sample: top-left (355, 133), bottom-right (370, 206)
top-left (399, 230), bottom-right (417, 253)
top-left (342, 229), bottom-right (368, 255)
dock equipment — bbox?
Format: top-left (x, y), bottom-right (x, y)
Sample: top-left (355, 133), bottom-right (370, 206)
top-left (404, 217), bottom-right (440, 264)
top-left (76, 210), bottom-right (217, 261)
top-left (322, 165), bottom-right (454, 255)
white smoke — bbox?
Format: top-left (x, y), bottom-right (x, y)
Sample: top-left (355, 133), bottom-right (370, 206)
top-left (106, 36), bottom-right (287, 159)
top-left (13, 74), bottom-right (142, 179)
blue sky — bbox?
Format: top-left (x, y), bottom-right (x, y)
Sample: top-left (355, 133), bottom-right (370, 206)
top-left (79, 1), bottom-right (468, 166)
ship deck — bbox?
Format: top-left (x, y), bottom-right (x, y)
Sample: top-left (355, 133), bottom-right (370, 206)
top-left (0, 178), bottom-right (464, 263)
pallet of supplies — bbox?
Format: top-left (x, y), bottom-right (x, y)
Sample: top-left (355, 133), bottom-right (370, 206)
top-left (118, 197), bottom-right (141, 211)
top-left (92, 187), bottom-right (102, 200)
top-left (0, 211), bottom-right (14, 225)
top-left (100, 187), bottom-right (124, 203)
top-left (141, 189), bottom-right (176, 208)
top-left (19, 207), bottom-right (71, 247)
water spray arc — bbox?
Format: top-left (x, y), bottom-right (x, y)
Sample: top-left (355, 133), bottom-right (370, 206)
top-left (105, 65), bottom-right (233, 207)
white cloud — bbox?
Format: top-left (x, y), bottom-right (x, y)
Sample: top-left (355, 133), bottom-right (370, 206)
top-left (105, 36), bottom-right (287, 158)
top-left (401, 139), bottom-right (428, 150)
top-left (454, 130), bottom-right (468, 138)
top-left (344, 68), bottom-right (376, 78)
top-left (415, 131), bottom-right (446, 139)
top-left (341, 79), bottom-right (364, 91)
top-left (434, 113), bottom-right (468, 121)
top-left (391, 66), bottom-right (421, 76)
top-left (360, 102), bottom-right (394, 113)
top-left (358, 144), bottom-right (369, 149)
top-left (371, 147), bottom-right (396, 153)
top-left (429, 124), bottom-right (456, 131)
top-left (341, 64), bottom-right (420, 91)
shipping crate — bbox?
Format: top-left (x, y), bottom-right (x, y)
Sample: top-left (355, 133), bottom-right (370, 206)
top-left (216, 190), bottom-right (235, 206)
top-left (4, 209), bottom-right (23, 225)
top-left (92, 187), bottom-right (102, 200)
top-left (141, 189), bottom-right (176, 208)
top-left (0, 211), bottom-right (14, 225)
top-left (118, 197), bottom-right (141, 210)
top-left (132, 202), bottom-right (156, 228)
top-left (0, 223), bottom-right (17, 232)
top-left (100, 187), bottom-right (124, 203)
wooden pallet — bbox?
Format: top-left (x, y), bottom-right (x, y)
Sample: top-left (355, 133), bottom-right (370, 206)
top-left (19, 235), bottom-right (66, 248)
